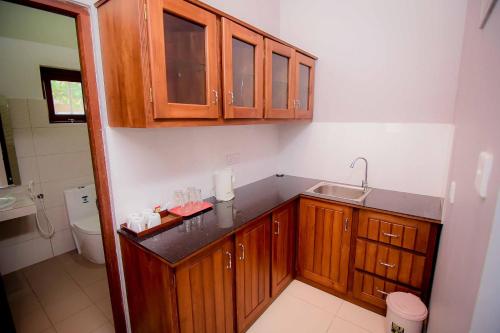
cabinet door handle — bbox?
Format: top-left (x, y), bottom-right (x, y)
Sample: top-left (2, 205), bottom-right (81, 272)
top-left (225, 251), bottom-right (232, 270)
top-left (212, 90), bottom-right (219, 104)
top-left (238, 243), bottom-right (245, 260)
top-left (296, 100), bottom-right (301, 109)
top-left (344, 218), bottom-right (349, 232)
top-left (379, 261), bottom-right (396, 269)
top-left (382, 232), bottom-right (400, 238)
top-left (228, 91), bottom-right (234, 105)
top-left (274, 220), bottom-right (280, 235)
top-left (375, 288), bottom-right (389, 296)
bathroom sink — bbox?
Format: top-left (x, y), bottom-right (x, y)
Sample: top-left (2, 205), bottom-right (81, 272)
top-left (306, 182), bottom-right (371, 202)
top-left (0, 197), bottom-right (16, 210)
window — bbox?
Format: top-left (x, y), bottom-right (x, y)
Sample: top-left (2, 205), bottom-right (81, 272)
top-left (40, 66), bottom-right (86, 123)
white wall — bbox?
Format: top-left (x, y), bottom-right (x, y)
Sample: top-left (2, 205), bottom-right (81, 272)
top-left (106, 125), bottom-right (280, 222)
top-left (0, 37), bottom-right (93, 274)
top-left (276, 0), bottom-right (468, 197)
top-left (278, 122), bottom-right (454, 196)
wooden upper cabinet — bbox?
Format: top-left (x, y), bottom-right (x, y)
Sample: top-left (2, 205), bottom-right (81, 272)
top-left (297, 198), bottom-right (353, 293)
top-left (222, 18), bottom-right (264, 119)
top-left (176, 238), bottom-right (234, 333)
top-left (97, 0), bottom-right (317, 127)
top-left (294, 53), bottom-right (315, 119)
top-left (235, 216), bottom-right (271, 332)
top-left (264, 39), bottom-right (296, 119)
top-left (271, 202), bottom-right (295, 298)
top-left (148, 0), bottom-right (219, 119)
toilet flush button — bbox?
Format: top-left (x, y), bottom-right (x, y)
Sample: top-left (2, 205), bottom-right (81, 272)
top-left (474, 152), bottom-right (493, 199)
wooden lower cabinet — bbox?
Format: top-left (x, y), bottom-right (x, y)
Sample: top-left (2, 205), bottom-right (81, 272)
top-left (176, 238), bottom-right (234, 333)
top-left (297, 198), bottom-right (353, 293)
top-left (271, 203), bottom-right (295, 297)
top-left (235, 216), bottom-right (271, 332)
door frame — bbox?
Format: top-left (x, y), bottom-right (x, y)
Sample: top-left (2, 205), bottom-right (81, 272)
top-left (8, 0), bottom-right (126, 332)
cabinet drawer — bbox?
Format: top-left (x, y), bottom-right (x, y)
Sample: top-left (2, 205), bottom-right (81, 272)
top-left (358, 210), bottom-right (431, 254)
top-left (354, 239), bottom-right (426, 289)
top-left (352, 271), bottom-right (421, 310)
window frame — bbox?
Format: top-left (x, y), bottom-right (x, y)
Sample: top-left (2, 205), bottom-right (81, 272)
top-left (40, 66), bottom-right (86, 123)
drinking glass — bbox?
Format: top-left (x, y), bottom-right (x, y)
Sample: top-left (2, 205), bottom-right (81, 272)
top-left (174, 190), bottom-right (186, 213)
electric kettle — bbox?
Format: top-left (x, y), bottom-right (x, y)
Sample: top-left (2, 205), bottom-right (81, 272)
top-left (214, 167), bottom-right (235, 201)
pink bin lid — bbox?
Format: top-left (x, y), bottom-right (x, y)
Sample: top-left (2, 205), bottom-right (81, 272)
top-left (386, 292), bottom-right (428, 321)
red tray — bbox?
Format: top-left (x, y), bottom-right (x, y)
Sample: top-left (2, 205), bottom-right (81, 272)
top-left (169, 201), bottom-right (213, 217)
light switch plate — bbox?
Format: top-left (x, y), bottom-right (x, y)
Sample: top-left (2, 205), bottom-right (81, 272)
top-left (475, 152), bottom-right (494, 198)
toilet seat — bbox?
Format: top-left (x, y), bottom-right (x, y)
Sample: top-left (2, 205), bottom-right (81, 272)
top-left (73, 215), bottom-right (101, 235)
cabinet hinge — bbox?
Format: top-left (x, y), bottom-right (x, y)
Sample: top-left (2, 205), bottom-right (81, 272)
top-left (149, 87), bottom-right (153, 103)
top-left (143, 1), bottom-right (147, 21)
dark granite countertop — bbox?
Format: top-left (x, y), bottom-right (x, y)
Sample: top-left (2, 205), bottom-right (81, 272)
top-left (118, 175), bottom-right (443, 266)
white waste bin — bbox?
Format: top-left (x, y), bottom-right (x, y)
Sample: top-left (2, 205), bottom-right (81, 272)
top-left (386, 292), bottom-right (428, 333)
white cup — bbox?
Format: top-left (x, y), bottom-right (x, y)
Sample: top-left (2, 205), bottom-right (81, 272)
top-left (127, 213), bottom-right (145, 232)
top-left (147, 213), bottom-right (161, 228)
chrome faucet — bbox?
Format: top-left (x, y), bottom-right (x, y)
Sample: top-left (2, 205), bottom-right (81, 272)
top-left (350, 157), bottom-right (369, 192)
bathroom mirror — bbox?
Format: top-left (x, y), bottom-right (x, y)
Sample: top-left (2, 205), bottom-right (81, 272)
top-left (0, 97), bottom-right (21, 187)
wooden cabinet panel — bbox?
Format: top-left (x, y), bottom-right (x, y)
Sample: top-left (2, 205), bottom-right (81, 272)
top-left (354, 239), bottom-right (426, 289)
top-left (264, 39), bottom-right (295, 119)
top-left (358, 210), bottom-right (431, 254)
top-left (297, 198), bottom-right (352, 293)
top-left (271, 202), bottom-right (295, 297)
top-left (148, 0), bottom-right (219, 119)
top-left (222, 18), bottom-right (264, 119)
top-left (236, 216), bottom-right (271, 332)
top-left (294, 53), bottom-right (315, 119)
top-left (176, 239), bottom-right (234, 333)
top-left (352, 271), bottom-right (421, 310)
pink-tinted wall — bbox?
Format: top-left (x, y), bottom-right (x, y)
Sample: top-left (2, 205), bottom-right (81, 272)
top-left (428, 1), bottom-right (500, 332)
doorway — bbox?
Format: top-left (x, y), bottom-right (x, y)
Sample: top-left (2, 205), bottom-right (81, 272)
top-left (0, 0), bottom-right (125, 332)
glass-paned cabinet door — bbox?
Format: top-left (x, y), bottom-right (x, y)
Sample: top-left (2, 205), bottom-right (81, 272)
top-left (294, 53), bottom-right (315, 119)
top-left (222, 18), bottom-right (263, 119)
top-left (264, 39), bottom-right (295, 119)
top-left (148, 0), bottom-right (219, 119)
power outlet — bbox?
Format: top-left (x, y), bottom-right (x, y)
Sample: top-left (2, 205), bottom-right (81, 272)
top-left (225, 152), bottom-right (240, 166)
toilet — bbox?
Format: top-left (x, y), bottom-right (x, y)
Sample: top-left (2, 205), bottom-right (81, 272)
top-left (63, 184), bottom-right (105, 264)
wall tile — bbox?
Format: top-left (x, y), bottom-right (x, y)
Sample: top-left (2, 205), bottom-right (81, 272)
top-left (40, 176), bottom-right (95, 209)
top-left (17, 156), bottom-right (40, 184)
top-left (44, 205), bottom-right (70, 232)
top-left (27, 99), bottom-right (50, 128)
top-left (7, 99), bottom-right (30, 129)
top-left (0, 237), bottom-right (53, 274)
top-left (33, 126), bottom-right (90, 155)
top-left (12, 128), bottom-right (35, 157)
top-left (37, 151), bottom-right (93, 182)
top-left (51, 228), bottom-right (76, 256)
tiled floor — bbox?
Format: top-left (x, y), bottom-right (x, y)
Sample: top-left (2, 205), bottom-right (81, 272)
top-left (4, 251), bottom-right (113, 333)
top-left (249, 280), bottom-right (386, 333)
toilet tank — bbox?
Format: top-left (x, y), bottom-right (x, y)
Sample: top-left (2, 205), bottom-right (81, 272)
top-left (63, 184), bottom-right (98, 223)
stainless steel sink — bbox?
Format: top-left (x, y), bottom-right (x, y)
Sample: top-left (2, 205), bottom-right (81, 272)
top-left (305, 182), bottom-right (372, 202)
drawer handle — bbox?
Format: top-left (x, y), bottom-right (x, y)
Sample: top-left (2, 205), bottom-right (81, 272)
top-left (225, 251), bottom-right (232, 270)
top-left (344, 218), bottom-right (349, 232)
top-left (375, 288), bottom-right (389, 296)
top-left (382, 232), bottom-right (400, 238)
top-left (274, 220), bottom-right (280, 235)
top-left (379, 261), bottom-right (396, 268)
top-left (238, 243), bottom-right (245, 261)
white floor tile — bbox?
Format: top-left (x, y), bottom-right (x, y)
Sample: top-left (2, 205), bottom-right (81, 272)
top-left (283, 280), bottom-right (344, 315)
top-left (328, 317), bottom-right (372, 333)
top-left (337, 301), bottom-right (386, 333)
top-left (247, 293), bottom-right (334, 333)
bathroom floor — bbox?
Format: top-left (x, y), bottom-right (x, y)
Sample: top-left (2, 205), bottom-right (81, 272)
top-left (248, 280), bottom-right (386, 333)
top-left (3, 250), bottom-right (113, 333)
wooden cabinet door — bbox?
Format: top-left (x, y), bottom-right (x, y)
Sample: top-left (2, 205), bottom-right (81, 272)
top-left (235, 216), bottom-right (271, 332)
top-left (176, 239), bottom-right (234, 333)
top-left (148, 0), bottom-right (219, 119)
top-left (294, 53), bottom-right (315, 119)
top-left (297, 198), bottom-right (353, 293)
top-left (222, 18), bottom-right (264, 119)
top-left (264, 39), bottom-right (295, 119)
top-left (271, 202), bottom-right (295, 297)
